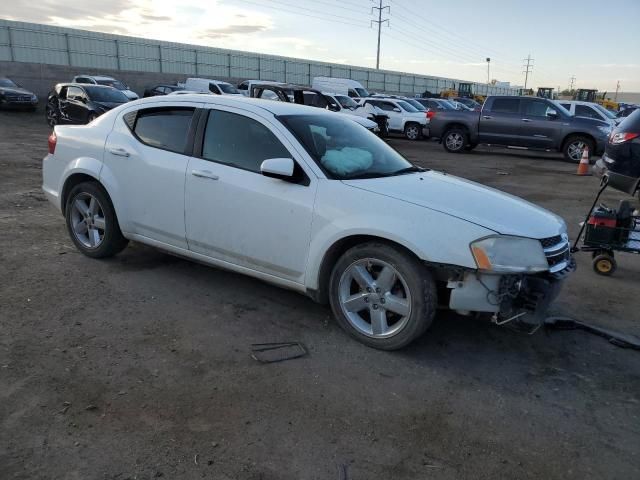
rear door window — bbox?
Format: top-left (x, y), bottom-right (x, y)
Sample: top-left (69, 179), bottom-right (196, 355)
top-left (201, 110), bottom-right (290, 173)
top-left (132, 107), bottom-right (195, 153)
top-left (490, 98), bottom-right (520, 113)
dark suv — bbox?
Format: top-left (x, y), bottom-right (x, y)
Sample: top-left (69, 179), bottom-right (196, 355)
top-left (601, 108), bottom-right (640, 197)
top-left (46, 83), bottom-right (129, 126)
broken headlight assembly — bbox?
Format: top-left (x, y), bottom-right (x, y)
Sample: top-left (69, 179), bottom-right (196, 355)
top-left (470, 235), bottom-right (549, 274)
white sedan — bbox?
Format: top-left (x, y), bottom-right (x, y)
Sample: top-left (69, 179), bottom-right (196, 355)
top-left (42, 95), bottom-right (573, 350)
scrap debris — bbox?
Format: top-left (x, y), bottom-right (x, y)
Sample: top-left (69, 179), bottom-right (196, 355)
top-left (545, 316), bottom-right (640, 350)
top-left (250, 342), bottom-right (307, 363)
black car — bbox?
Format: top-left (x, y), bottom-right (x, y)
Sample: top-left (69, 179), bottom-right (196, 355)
top-left (602, 108), bottom-right (640, 197)
top-left (617, 106), bottom-right (638, 119)
top-left (0, 77), bottom-right (38, 110)
top-left (143, 84), bottom-right (184, 97)
top-left (46, 83), bottom-right (129, 126)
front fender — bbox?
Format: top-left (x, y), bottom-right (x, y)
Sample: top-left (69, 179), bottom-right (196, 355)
top-left (304, 181), bottom-right (494, 290)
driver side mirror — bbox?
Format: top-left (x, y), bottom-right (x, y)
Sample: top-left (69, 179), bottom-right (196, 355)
top-left (547, 109), bottom-right (558, 120)
top-left (393, 107), bottom-right (401, 113)
top-left (260, 158), bottom-right (295, 181)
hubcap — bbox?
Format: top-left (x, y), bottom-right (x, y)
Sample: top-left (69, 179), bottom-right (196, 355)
top-left (70, 192), bottom-right (106, 249)
top-left (338, 258), bottom-right (412, 338)
top-left (568, 141), bottom-right (586, 161)
top-left (446, 132), bottom-right (463, 150)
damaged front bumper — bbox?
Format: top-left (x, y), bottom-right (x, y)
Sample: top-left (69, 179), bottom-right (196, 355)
top-left (446, 257), bottom-right (576, 325)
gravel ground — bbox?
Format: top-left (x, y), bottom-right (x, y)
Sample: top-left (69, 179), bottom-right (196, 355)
top-left (1, 110), bottom-right (639, 480)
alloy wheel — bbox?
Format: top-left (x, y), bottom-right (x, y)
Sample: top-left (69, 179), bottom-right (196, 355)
top-left (338, 258), bottom-right (412, 338)
top-left (406, 125), bottom-right (419, 140)
top-left (69, 192), bottom-right (106, 249)
top-left (445, 132), bottom-right (464, 150)
top-left (567, 141), bottom-right (586, 162)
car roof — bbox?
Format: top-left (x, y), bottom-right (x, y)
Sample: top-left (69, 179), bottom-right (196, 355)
top-left (57, 83), bottom-right (116, 89)
top-left (131, 94), bottom-right (340, 117)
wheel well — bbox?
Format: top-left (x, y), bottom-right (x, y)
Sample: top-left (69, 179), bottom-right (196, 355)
top-left (61, 173), bottom-right (99, 214)
top-left (443, 123), bottom-right (469, 134)
top-left (561, 133), bottom-right (595, 151)
top-left (313, 235), bottom-right (422, 304)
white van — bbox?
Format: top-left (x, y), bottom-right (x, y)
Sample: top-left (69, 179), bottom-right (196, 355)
top-left (312, 77), bottom-right (370, 98)
top-left (184, 78), bottom-right (242, 96)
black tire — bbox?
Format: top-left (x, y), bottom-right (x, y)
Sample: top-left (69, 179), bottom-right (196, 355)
top-left (328, 242), bottom-right (437, 350)
top-left (442, 128), bottom-right (468, 153)
top-left (404, 122), bottom-right (422, 141)
top-left (65, 181), bottom-right (128, 259)
top-left (563, 135), bottom-right (595, 163)
top-left (592, 254), bottom-right (616, 276)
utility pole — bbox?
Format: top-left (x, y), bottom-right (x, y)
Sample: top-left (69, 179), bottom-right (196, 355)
top-left (522, 54), bottom-right (534, 89)
top-left (614, 80), bottom-right (620, 102)
top-left (486, 57), bottom-right (491, 84)
top-left (371, 0), bottom-right (390, 70)
top-left (569, 75), bottom-right (576, 92)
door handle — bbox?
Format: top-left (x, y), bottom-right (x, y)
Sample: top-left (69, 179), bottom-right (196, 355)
top-left (108, 147), bottom-right (130, 157)
top-left (482, 115), bottom-right (492, 120)
top-left (521, 118), bottom-right (532, 122)
top-left (191, 169), bottom-right (219, 180)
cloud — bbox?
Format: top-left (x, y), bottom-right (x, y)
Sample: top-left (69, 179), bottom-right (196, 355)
top-left (198, 24), bottom-right (269, 39)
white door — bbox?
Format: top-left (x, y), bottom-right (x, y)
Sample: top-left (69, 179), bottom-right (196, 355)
top-left (184, 107), bottom-right (317, 284)
top-left (373, 100), bottom-right (402, 130)
top-left (103, 104), bottom-right (200, 248)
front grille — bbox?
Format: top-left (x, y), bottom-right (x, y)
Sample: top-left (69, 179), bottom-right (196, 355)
top-left (540, 235), bottom-right (571, 273)
top-left (540, 235), bottom-right (562, 249)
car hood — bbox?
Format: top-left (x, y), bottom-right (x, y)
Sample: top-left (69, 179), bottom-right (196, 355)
top-left (0, 86), bottom-right (35, 95)
top-left (342, 171), bottom-right (565, 238)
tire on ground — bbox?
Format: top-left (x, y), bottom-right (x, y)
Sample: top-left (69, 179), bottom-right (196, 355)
top-left (328, 242), bottom-right (437, 350)
top-left (442, 127), bottom-right (468, 153)
top-left (65, 181), bottom-right (128, 259)
top-left (404, 122), bottom-right (422, 141)
top-left (562, 135), bottom-right (595, 163)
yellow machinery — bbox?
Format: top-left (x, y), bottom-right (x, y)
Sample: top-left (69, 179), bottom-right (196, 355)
top-left (574, 89), bottom-right (619, 111)
top-left (537, 87), bottom-right (555, 99)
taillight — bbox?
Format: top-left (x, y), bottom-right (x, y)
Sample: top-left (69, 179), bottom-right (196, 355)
top-left (48, 131), bottom-right (57, 154)
top-left (426, 110), bottom-right (436, 120)
top-left (609, 132), bottom-right (639, 144)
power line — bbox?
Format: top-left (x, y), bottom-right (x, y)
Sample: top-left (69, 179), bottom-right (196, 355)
top-left (371, 0), bottom-right (390, 70)
top-left (522, 54), bottom-right (534, 89)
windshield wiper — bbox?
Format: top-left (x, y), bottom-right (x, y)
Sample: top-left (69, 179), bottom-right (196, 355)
top-left (343, 166), bottom-right (426, 180)
top-left (386, 166), bottom-right (426, 176)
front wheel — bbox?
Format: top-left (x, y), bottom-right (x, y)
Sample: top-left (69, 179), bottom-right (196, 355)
top-left (65, 182), bottom-right (128, 258)
top-left (329, 242), bottom-right (437, 350)
top-left (593, 253), bottom-right (616, 276)
top-left (443, 128), bottom-right (468, 153)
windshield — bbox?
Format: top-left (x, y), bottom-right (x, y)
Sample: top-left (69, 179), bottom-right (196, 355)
top-left (355, 87), bottom-right (370, 98)
top-left (96, 79), bottom-right (127, 90)
top-left (592, 103), bottom-right (617, 119)
top-left (279, 114), bottom-right (420, 180)
top-left (219, 83), bottom-right (240, 94)
top-left (85, 86), bottom-right (129, 103)
top-left (336, 95), bottom-right (358, 109)
top-left (396, 100), bottom-right (419, 112)
top-left (404, 99), bottom-right (427, 111)
top-left (0, 78), bottom-right (19, 88)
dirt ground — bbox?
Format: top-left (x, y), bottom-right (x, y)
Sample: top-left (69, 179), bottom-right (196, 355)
top-left (1, 110), bottom-right (639, 480)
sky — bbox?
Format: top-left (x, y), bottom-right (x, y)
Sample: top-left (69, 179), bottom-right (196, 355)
top-left (1, 0), bottom-right (639, 91)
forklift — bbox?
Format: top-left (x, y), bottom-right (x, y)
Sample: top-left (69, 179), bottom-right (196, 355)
top-left (574, 89), bottom-right (598, 102)
top-left (536, 87), bottom-right (555, 99)
top-left (457, 82), bottom-right (486, 104)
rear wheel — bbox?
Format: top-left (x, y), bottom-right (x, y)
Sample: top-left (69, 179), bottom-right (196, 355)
top-left (329, 242), bottom-right (437, 350)
top-left (65, 182), bottom-right (128, 258)
top-left (404, 122), bottom-right (422, 141)
top-left (443, 128), bottom-right (468, 153)
top-left (563, 135), bottom-right (594, 163)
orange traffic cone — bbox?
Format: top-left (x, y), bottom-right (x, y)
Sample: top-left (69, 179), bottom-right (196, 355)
top-left (576, 147), bottom-right (591, 176)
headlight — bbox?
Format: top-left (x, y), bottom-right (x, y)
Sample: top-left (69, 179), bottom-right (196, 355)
top-left (470, 235), bottom-right (548, 273)
top-left (597, 125), bottom-right (612, 136)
